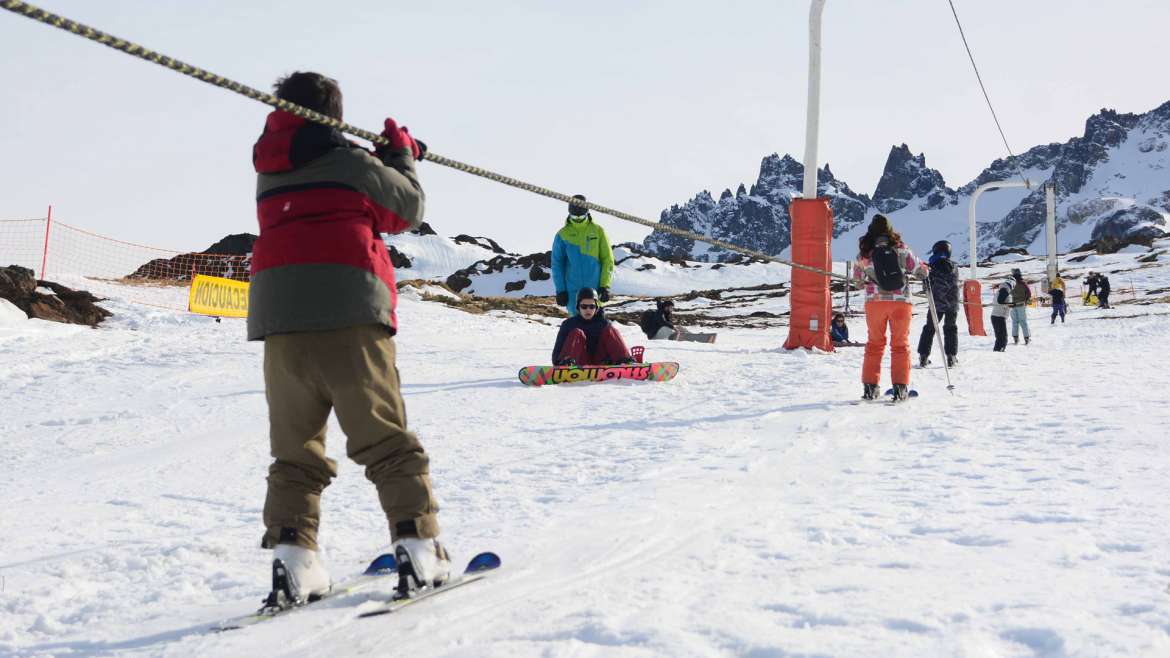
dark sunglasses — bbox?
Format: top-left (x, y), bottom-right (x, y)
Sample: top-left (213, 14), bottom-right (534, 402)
top-left (578, 303), bottom-right (598, 310)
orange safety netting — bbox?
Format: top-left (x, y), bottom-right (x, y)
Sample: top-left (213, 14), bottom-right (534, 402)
top-left (783, 198), bottom-right (834, 352)
top-left (0, 216), bottom-right (250, 311)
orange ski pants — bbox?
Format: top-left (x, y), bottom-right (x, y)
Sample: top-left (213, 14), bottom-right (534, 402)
top-left (862, 300), bottom-right (913, 386)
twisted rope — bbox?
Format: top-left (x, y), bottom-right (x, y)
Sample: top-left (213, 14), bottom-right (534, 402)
top-left (3, 0), bottom-right (850, 282)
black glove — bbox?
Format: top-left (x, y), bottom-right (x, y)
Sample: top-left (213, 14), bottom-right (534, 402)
top-left (556, 291), bottom-right (568, 306)
top-left (599, 287), bottom-right (610, 302)
top-left (415, 138), bottom-right (428, 161)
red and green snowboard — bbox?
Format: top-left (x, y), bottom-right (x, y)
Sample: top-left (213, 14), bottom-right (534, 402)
top-left (518, 362), bottom-right (680, 387)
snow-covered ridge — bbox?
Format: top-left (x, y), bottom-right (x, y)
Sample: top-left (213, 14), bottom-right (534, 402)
top-left (643, 100), bottom-right (1170, 263)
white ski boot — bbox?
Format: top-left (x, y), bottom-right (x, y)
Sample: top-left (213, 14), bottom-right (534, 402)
top-left (393, 537), bottom-right (451, 595)
top-left (268, 544), bottom-right (331, 607)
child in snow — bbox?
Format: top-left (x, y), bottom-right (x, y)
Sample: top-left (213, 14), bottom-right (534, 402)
top-left (916, 240), bottom-right (961, 367)
top-left (1010, 268), bottom-right (1032, 345)
top-left (1050, 285), bottom-right (1067, 324)
top-left (249, 72), bottom-right (449, 601)
top-left (552, 288), bottom-right (633, 366)
top-left (640, 299), bottom-right (717, 343)
top-left (990, 278), bottom-right (1012, 351)
top-left (1083, 271), bottom-right (1099, 305)
top-left (830, 312), bottom-right (862, 346)
top-left (850, 214), bottom-right (928, 401)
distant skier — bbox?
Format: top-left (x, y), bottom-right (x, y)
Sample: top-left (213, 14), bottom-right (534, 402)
top-left (552, 288), bottom-right (633, 366)
top-left (1097, 273), bottom-right (1112, 309)
top-left (640, 299), bottom-right (717, 343)
top-left (552, 195), bottom-right (614, 317)
top-left (851, 214), bottom-right (928, 401)
top-left (1083, 271), bottom-right (1099, 305)
top-left (1050, 285), bottom-right (1067, 324)
top-left (1010, 268), bottom-right (1032, 345)
top-left (916, 240), bottom-right (960, 367)
top-left (249, 72), bottom-right (449, 603)
top-left (990, 278), bottom-right (1012, 351)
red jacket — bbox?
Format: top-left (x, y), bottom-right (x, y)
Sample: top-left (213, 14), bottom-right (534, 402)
top-left (248, 111), bottom-right (424, 339)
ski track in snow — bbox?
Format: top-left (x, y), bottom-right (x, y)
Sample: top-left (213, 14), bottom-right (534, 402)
top-left (3, 259), bottom-right (1170, 657)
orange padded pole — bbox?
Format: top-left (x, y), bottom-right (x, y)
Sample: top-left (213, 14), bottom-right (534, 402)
top-left (963, 279), bottom-right (987, 336)
top-left (783, 198), bottom-right (834, 351)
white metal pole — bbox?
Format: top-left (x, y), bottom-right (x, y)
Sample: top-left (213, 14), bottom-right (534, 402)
top-left (968, 180), bottom-right (1032, 280)
top-left (802, 0), bottom-right (827, 199)
top-left (1045, 182), bottom-right (1058, 285)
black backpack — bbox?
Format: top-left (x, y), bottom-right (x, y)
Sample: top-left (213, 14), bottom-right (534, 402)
top-left (870, 236), bottom-right (905, 292)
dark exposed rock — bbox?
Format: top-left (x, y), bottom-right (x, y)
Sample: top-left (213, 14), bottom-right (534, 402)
top-left (642, 154), bottom-right (870, 261)
top-left (202, 233), bottom-right (256, 255)
top-left (872, 144), bottom-right (955, 213)
top-left (412, 222), bottom-right (438, 236)
top-left (0, 265), bottom-right (111, 326)
top-left (446, 251), bottom-right (552, 294)
top-left (387, 245), bottom-right (413, 269)
top-left (504, 280), bottom-right (527, 292)
top-left (453, 234), bottom-right (507, 254)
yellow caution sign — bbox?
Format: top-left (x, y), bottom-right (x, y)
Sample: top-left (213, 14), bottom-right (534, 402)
top-left (188, 274), bottom-right (249, 318)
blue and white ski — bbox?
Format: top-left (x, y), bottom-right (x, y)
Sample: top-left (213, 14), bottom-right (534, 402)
top-left (216, 552), bottom-right (399, 631)
top-left (357, 551), bottom-right (501, 619)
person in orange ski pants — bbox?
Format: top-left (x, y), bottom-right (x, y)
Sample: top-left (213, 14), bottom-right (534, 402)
top-left (850, 214), bottom-right (928, 401)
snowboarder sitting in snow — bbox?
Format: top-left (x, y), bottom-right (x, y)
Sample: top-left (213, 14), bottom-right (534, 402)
top-left (639, 299), bottom-right (717, 343)
top-left (830, 312), bottom-right (861, 347)
top-left (553, 288), bottom-right (633, 366)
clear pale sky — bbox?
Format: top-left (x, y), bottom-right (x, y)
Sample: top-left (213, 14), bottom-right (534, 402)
top-left (3, 0), bottom-right (1168, 254)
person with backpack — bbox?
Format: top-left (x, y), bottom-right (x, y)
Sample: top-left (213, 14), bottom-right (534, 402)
top-left (639, 299), bottom-right (717, 343)
top-left (1097, 274), bottom-right (1112, 309)
top-left (552, 195), bottom-right (615, 317)
top-left (990, 278), bottom-right (1012, 351)
top-left (1050, 285), bottom-right (1067, 324)
top-left (916, 240), bottom-right (960, 368)
top-left (552, 288), bottom-right (633, 366)
top-left (1010, 268), bottom-right (1032, 345)
top-left (850, 214), bottom-right (928, 401)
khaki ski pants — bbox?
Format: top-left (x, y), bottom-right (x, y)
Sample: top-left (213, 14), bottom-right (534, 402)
top-left (261, 324), bottom-right (439, 550)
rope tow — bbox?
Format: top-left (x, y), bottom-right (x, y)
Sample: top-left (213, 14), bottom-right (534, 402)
top-left (2, 0), bottom-right (850, 282)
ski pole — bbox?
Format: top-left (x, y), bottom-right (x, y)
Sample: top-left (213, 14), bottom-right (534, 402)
top-left (923, 278), bottom-right (955, 394)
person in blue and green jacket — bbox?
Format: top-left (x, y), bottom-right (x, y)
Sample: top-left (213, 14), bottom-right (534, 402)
top-left (552, 194), bottom-right (614, 317)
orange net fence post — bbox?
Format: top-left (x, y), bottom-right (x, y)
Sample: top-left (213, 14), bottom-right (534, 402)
top-left (1, 215), bottom-right (250, 312)
top-left (783, 198), bottom-right (834, 352)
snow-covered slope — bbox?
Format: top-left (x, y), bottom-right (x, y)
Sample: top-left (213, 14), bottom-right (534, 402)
top-left (3, 241), bottom-right (1170, 657)
top-left (384, 231), bottom-right (505, 281)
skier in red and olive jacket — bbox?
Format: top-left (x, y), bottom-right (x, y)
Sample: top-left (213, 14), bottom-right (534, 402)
top-left (248, 72), bottom-right (450, 601)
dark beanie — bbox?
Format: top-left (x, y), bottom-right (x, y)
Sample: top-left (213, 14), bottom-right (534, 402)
top-left (569, 194), bottom-right (588, 217)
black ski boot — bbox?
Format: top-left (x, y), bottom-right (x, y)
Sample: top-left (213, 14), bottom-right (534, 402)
top-left (946, 354), bottom-right (958, 367)
top-left (891, 384), bottom-right (909, 402)
top-left (1025, 336), bottom-right (1031, 345)
top-left (862, 383), bottom-right (880, 400)
top-left (918, 354), bottom-right (930, 368)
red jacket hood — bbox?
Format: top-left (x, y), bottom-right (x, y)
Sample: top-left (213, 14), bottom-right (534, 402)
top-left (253, 110), bottom-right (351, 174)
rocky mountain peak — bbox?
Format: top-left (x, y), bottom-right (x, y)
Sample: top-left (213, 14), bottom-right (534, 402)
top-left (872, 144), bottom-right (954, 213)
